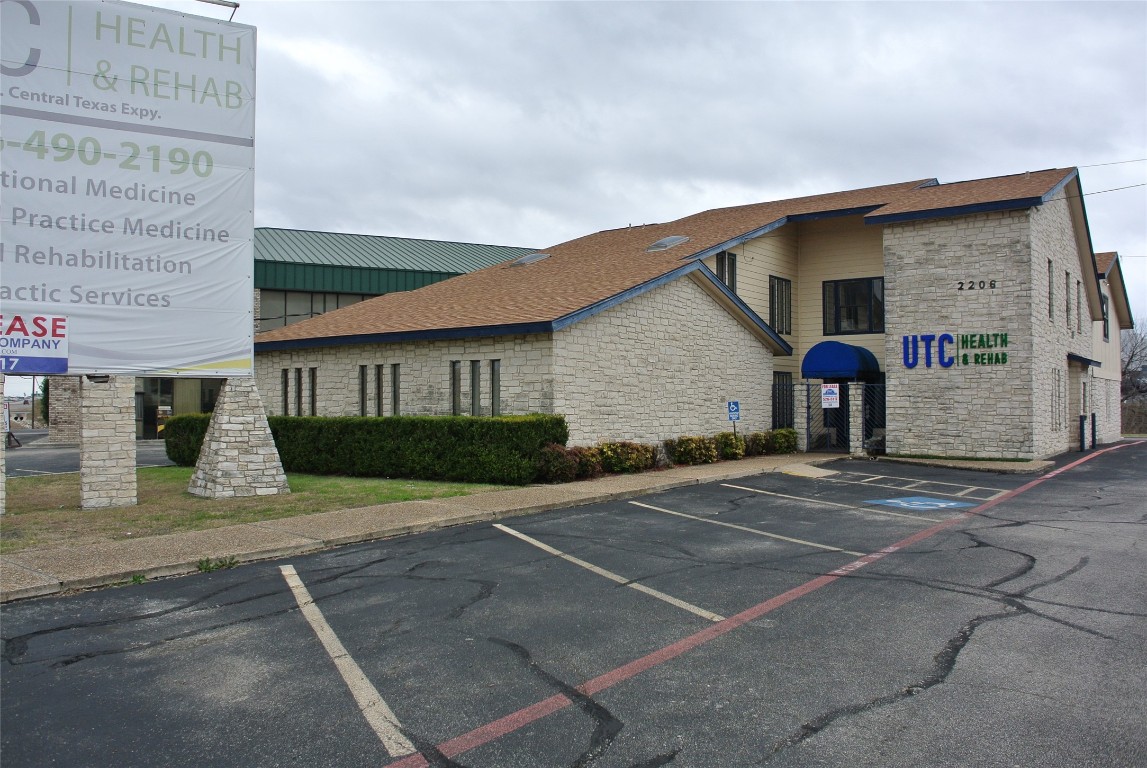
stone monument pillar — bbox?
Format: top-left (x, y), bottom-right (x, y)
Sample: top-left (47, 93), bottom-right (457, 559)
top-left (48, 376), bottom-right (81, 445)
top-left (794, 383), bottom-right (809, 453)
top-left (849, 382), bottom-right (866, 457)
top-left (189, 377), bottom-right (289, 499)
top-left (80, 375), bottom-right (138, 509)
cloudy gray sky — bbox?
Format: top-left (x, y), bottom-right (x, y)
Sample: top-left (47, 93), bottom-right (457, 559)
top-left (5, 1), bottom-right (1146, 396)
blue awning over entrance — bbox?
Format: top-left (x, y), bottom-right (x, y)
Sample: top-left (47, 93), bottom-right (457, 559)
top-left (801, 341), bottom-right (881, 380)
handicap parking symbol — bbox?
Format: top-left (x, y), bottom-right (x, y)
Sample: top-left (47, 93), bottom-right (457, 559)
top-left (865, 496), bottom-right (977, 511)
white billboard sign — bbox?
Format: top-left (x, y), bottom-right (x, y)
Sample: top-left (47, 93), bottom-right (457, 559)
top-left (1, 0), bottom-right (255, 376)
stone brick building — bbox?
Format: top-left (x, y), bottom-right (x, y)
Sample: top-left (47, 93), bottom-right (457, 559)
top-left (255, 168), bottom-right (1133, 459)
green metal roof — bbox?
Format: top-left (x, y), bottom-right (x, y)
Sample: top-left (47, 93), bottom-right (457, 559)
top-left (254, 227), bottom-right (536, 273)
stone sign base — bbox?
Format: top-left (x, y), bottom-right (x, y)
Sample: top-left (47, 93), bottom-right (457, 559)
top-left (189, 377), bottom-right (289, 499)
top-left (81, 376), bottom-right (137, 509)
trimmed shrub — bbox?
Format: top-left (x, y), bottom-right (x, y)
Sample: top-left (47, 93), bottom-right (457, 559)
top-left (164, 414), bottom-right (212, 466)
top-left (714, 431), bottom-right (745, 460)
top-left (744, 431), bottom-right (771, 457)
top-left (664, 436), bottom-right (717, 465)
top-left (537, 443), bottom-right (579, 484)
top-left (166, 412), bottom-right (568, 484)
top-left (268, 414), bottom-right (568, 485)
top-left (769, 427), bottom-right (799, 454)
top-left (568, 446), bottom-right (604, 480)
top-left (598, 441), bottom-right (657, 473)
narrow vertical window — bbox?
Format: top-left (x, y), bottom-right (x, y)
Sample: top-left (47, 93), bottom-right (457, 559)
top-left (281, 368), bottom-right (289, 415)
top-left (716, 251), bottom-right (737, 293)
top-left (1076, 280), bottom-right (1082, 333)
top-left (358, 365), bottom-right (368, 416)
top-left (490, 359), bottom-right (501, 416)
top-left (391, 363), bottom-right (401, 416)
top-left (375, 365), bottom-right (384, 416)
top-left (450, 361), bottom-right (462, 415)
top-left (470, 360), bottom-right (482, 416)
top-left (1101, 294), bottom-right (1110, 341)
top-left (309, 367), bottom-right (317, 416)
top-left (294, 368), bottom-right (303, 416)
top-left (769, 276), bottom-right (792, 335)
top-left (1065, 271), bottom-right (1071, 328)
top-left (1048, 259), bottom-right (1054, 320)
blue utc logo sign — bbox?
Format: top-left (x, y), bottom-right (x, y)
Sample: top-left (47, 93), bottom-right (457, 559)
top-left (902, 333), bottom-right (1010, 368)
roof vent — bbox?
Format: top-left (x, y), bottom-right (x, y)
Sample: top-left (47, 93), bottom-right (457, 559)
top-left (511, 252), bottom-right (550, 266)
top-left (646, 235), bottom-right (690, 252)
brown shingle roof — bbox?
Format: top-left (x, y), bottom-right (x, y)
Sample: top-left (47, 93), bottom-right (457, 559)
top-left (864, 168), bottom-right (1077, 222)
top-left (1095, 251), bottom-right (1118, 276)
top-left (256, 169), bottom-right (1082, 347)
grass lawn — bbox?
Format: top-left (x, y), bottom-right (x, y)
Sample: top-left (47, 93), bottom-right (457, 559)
top-left (0, 467), bottom-right (510, 555)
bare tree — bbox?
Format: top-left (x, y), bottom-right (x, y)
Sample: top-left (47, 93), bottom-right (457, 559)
top-left (1122, 328), bottom-right (1147, 403)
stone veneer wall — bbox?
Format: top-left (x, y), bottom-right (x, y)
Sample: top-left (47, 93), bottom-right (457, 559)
top-left (254, 275), bottom-right (777, 447)
top-left (883, 196), bottom-right (1106, 459)
top-left (48, 376), bottom-right (81, 444)
top-left (551, 275), bottom-right (774, 446)
top-left (883, 210), bottom-right (1038, 459)
top-left (1029, 192), bottom-right (1105, 456)
top-left (256, 334), bottom-right (555, 419)
top-left (189, 377), bottom-right (289, 498)
top-left (80, 375), bottom-right (137, 509)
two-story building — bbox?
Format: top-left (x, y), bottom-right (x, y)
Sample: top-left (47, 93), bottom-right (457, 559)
top-left (254, 168), bottom-right (1134, 460)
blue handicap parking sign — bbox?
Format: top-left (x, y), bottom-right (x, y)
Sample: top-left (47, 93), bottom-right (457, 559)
top-left (727, 401), bottom-right (740, 421)
top-left (865, 496), bottom-right (977, 511)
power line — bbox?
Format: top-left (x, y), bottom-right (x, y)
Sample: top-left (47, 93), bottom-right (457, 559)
top-left (1079, 159), bottom-right (1147, 168)
top-left (1082, 183), bottom-right (1147, 196)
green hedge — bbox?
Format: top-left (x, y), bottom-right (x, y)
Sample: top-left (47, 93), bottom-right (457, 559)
top-left (163, 414), bottom-right (212, 466)
top-left (165, 413), bottom-right (568, 485)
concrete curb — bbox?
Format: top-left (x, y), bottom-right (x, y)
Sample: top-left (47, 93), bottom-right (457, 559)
top-left (13, 451), bottom-right (1026, 603)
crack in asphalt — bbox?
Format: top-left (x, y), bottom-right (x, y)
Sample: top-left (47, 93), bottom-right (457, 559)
top-left (489, 637), bottom-right (623, 768)
top-left (0, 577), bottom-right (291, 665)
top-left (627, 750), bottom-right (680, 767)
top-left (763, 540), bottom-right (1111, 762)
top-left (764, 605), bottom-right (1019, 761)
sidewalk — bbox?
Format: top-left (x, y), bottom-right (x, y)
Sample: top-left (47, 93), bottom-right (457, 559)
top-left (0, 454), bottom-right (839, 603)
top-left (0, 450), bottom-right (1059, 603)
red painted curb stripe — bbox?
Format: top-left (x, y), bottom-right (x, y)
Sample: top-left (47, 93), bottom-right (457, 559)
top-left (390, 443), bottom-right (1136, 767)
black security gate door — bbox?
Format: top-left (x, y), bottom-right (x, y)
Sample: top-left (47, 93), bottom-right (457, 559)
top-left (806, 382), bottom-right (849, 452)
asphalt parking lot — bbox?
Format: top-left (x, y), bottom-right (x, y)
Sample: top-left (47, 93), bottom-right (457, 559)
top-left (3, 432), bottom-right (173, 476)
top-left (2, 443), bottom-right (1145, 767)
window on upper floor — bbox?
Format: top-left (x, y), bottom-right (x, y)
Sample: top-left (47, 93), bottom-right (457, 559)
top-left (1101, 294), bottom-right (1110, 341)
top-left (1076, 280), bottom-right (1082, 334)
top-left (823, 277), bottom-right (884, 335)
top-left (715, 251), bottom-right (737, 293)
top-left (769, 276), bottom-right (792, 335)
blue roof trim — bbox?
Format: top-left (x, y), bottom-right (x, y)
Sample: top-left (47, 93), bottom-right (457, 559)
top-left (693, 264), bottom-right (793, 355)
top-left (864, 196), bottom-right (1047, 225)
top-left (550, 261), bottom-right (792, 355)
top-left (682, 217), bottom-right (789, 262)
top-left (1039, 168), bottom-right (1078, 204)
top-left (787, 205), bottom-right (885, 222)
top-left (254, 322), bottom-right (553, 352)
top-left (551, 261), bottom-right (704, 332)
top-left (1067, 352), bottom-right (1101, 368)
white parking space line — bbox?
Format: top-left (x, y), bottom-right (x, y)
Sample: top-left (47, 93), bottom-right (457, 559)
top-left (720, 484), bottom-right (942, 523)
top-left (279, 565), bottom-right (416, 758)
top-left (820, 475), bottom-right (1008, 500)
top-left (493, 524), bottom-right (725, 623)
top-left (629, 501), bottom-right (866, 557)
